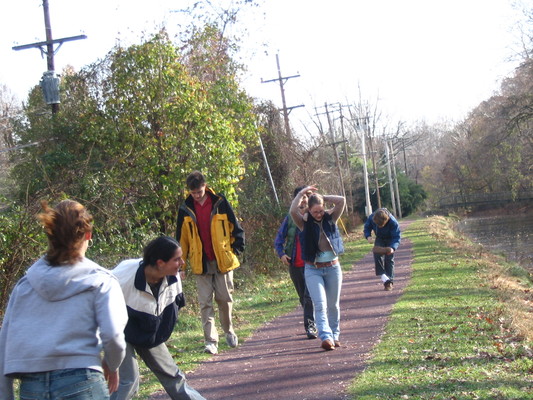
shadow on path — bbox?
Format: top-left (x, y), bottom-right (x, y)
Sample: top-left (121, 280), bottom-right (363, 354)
top-left (150, 225), bottom-right (413, 400)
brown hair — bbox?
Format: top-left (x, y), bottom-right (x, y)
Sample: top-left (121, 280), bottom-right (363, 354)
top-left (307, 193), bottom-right (324, 210)
top-left (372, 208), bottom-right (390, 227)
top-left (186, 171), bottom-right (206, 190)
top-left (38, 200), bottom-right (93, 266)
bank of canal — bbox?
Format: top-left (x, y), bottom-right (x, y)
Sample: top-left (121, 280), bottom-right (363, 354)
top-left (455, 213), bottom-right (533, 273)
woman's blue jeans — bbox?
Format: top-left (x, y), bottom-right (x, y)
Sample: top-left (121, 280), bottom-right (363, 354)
top-left (304, 262), bottom-right (343, 342)
top-left (19, 368), bottom-right (108, 400)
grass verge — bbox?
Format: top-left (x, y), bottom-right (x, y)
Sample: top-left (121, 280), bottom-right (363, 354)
top-left (347, 216), bottom-right (533, 399)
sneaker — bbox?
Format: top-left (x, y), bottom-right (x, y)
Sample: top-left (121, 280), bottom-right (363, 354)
top-left (306, 321), bottom-right (318, 339)
top-left (226, 332), bottom-right (239, 348)
top-left (384, 280), bottom-right (393, 291)
top-left (204, 342), bottom-right (218, 355)
top-left (321, 339), bottom-right (335, 351)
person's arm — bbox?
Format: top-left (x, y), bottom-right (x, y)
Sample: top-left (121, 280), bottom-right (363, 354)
top-left (274, 216), bottom-right (289, 259)
top-left (324, 195), bottom-right (345, 223)
top-left (225, 198), bottom-right (245, 254)
top-left (0, 286), bottom-right (16, 400)
top-left (290, 186), bottom-right (315, 230)
top-left (175, 207), bottom-right (191, 267)
top-left (102, 361), bottom-right (119, 394)
top-left (96, 276), bottom-right (128, 373)
top-left (389, 217), bottom-right (401, 250)
top-left (363, 215), bottom-right (374, 243)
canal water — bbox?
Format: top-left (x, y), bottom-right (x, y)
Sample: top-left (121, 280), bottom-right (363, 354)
top-left (455, 213), bottom-right (533, 273)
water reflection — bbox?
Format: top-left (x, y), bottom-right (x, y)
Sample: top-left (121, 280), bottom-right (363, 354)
top-left (456, 214), bottom-right (533, 273)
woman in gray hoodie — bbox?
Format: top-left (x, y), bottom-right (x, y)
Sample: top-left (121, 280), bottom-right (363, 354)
top-left (0, 200), bottom-right (128, 400)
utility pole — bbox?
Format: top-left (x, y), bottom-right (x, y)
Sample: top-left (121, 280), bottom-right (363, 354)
top-left (325, 103), bottom-right (346, 201)
top-left (366, 116), bottom-right (382, 208)
top-left (385, 140), bottom-right (397, 217)
top-left (315, 103), bottom-right (347, 203)
top-left (12, 0), bottom-right (86, 113)
top-left (261, 54), bottom-right (304, 141)
top-left (390, 140), bottom-right (402, 218)
top-left (359, 119), bottom-right (372, 217)
top-left (337, 105), bottom-right (354, 214)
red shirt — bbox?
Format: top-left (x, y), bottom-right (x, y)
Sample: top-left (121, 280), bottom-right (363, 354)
top-left (193, 194), bottom-right (215, 261)
top-left (294, 234), bottom-right (305, 267)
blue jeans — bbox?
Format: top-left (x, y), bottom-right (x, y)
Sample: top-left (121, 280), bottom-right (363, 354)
top-left (374, 237), bottom-right (395, 281)
top-left (304, 262), bottom-right (342, 342)
top-left (19, 368), bottom-right (108, 400)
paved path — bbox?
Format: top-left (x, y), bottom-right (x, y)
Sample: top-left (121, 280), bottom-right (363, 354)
top-left (150, 236), bottom-right (413, 400)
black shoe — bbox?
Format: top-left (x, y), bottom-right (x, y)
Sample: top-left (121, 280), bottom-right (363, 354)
top-left (384, 280), bottom-right (393, 291)
top-left (306, 321), bottom-right (318, 339)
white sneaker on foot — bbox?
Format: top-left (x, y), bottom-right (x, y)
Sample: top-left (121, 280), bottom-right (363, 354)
top-left (204, 342), bottom-right (218, 354)
top-left (226, 332), bottom-right (239, 348)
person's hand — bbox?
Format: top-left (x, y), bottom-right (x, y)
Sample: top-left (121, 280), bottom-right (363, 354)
top-left (386, 248), bottom-right (395, 255)
top-left (367, 236), bottom-right (374, 244)
top-left (280, 254), bottom-right (291, 266)
top-left (301, 185), bottom-right (317, 195)
top-left (179, 270), bottom-right (186, 280)
top-left (103, 361), bottom-right (119, 394)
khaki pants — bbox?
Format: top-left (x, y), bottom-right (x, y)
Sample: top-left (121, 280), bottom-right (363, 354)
top-left (195, 260), bottom-right (235, 344)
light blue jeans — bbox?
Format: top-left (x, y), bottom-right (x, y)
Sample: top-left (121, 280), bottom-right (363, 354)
top-left (19, 368), bottom-right (108, 400)
top-left (304, 262), bottom-right (343, 342)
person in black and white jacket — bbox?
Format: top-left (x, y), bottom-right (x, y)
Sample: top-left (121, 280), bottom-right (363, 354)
top-left (111, 236), bottom-right (205, 400)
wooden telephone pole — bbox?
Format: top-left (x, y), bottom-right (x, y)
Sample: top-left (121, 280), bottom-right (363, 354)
top-left (261, 54), bottom-right (304, 141)
top-left (12, 0), bottom-right (86, 113)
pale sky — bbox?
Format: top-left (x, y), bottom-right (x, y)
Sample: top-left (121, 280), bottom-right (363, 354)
top-left (0, 0), bottom-right (526, 130)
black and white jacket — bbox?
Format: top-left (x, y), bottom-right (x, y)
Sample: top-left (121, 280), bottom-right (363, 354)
top-left (112, 259), bottom-right (185, 349)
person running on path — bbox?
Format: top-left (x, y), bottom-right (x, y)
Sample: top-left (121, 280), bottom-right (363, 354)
top-left (0, 199), bottom-right (128, 400)
top-left (176, 171), bottom-right (245, 355)
top-left (111, 236), bottom-right (205, 400)
top-left (363, 208), bottom-right (401, 291)
top-left (290, 185), bottom-right (346, 351)
top-left (274, 186), bottom-right (317, 339)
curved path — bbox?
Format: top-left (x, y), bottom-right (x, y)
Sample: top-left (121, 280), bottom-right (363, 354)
top-left (151, 235), bottom-right (413, 400)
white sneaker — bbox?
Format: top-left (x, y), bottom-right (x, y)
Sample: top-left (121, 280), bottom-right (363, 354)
top-left (204, 342), bottom-right (218, 354)
top-left (226, 332), bottom-right (239, 348)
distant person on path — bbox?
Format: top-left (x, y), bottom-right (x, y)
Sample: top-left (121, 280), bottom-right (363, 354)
top-left (176, 171), bottom-right (245, 355)
top-left (0, 200), bottom-right (128, 400)
top-left (290, 185), bottom-right (346, 351)
top-left (363, 208), bottom-right (401, 291)
top-left (111, 236), bottom-right (205, 400)
top-left (274, 186), bottom-right (317, 339)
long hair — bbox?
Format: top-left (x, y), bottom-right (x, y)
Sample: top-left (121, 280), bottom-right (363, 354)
top-left (304, 193), bottom-right (325, 258)
top-left (38, 200), bottom-right (93, 266)
top-left (142, 236), bottom-right (181, 268)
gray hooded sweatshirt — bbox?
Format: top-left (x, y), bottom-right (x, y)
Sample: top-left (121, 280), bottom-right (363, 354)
top-left (0, 256), bottom-right (128, 399)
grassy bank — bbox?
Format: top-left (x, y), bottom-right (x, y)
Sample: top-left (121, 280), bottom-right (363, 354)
top-left (348, 216), bottom-right (533, 399)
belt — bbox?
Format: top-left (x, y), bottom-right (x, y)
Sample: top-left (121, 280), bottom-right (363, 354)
top-left (314, 260), bottom-right (338, 268)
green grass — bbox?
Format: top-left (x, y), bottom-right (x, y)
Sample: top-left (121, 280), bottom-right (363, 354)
top-left (347, 219), bottom-right (533, 400)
